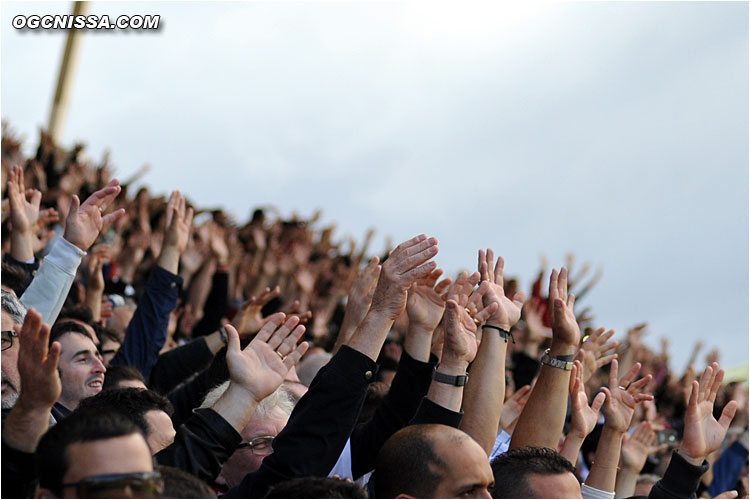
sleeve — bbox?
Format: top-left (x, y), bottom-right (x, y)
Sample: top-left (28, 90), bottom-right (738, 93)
top-left (19, 238), bottom-right (85, 325)
top-left (648, 450), bottom-right (710, 499)
top-left (154, 407), bottom-right (241, 483)
top-left (707, 440), bottom-right (748, 497)
top-left (1, 440), bottom-right (37, 499)
top-left (149, 337), bottom-right (214, 395)
top-left (191, 270), bottom-right (229, 338)
top-left (224, 345), bottom-right (377, 498)
top-left (581, 483), bottom-right (615, 499)
top-left (348, 351), bottom-right (437, 480)
top-left (489, 430), bottom-right (512, 461)
top-left (110, 266), bottom-right (183, 382)
top-left (408, 397), bottom-right (464, 428)
top-left (166, 351), bottom-right (230, 429)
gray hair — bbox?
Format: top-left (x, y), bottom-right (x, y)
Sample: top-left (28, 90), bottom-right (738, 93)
top-left (201, 383), bottom-right (295, 420)
top-left (1, 289), bottom-right (27, 325)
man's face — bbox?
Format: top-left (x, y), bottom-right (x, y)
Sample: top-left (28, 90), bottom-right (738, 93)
top-left (56, 433), bottom-right (155, 499)
top-left (144, 410), bottom-right (176, 454)
top-left (216, 406), bottom-right (289, 487)
top-left (1, 310), bottom-right (21, 410)
top-left (57, 333), bottom-right (106, 410)
top-left (432, 435), bottom-right (495, 499)
top-left (527, 472), bottom-right (582, 499)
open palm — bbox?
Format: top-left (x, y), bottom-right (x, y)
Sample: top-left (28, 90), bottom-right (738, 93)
top-left (478, 249), bottom-right (525, 331)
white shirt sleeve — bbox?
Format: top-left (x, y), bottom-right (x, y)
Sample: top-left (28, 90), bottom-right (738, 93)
top-left (489, 430), bottom-right (513, 461)
top-left (20, 238), bottom-right (85, 325)
top-left (581, 483), bottom-right (615, 499)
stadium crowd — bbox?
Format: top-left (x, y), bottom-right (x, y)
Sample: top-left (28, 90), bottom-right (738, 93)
top-left (1, 126), bottom-right (748, 498)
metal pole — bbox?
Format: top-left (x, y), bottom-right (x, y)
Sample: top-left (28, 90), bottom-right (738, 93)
top-left (47, 1), bottom-right (89, 143)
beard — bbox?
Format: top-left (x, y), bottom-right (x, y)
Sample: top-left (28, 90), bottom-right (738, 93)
top-left (1, 372), bottom-right (19, 410)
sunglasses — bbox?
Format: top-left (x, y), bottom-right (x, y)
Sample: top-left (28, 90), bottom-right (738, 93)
top-left (60, 471), bottom-right (164, 498)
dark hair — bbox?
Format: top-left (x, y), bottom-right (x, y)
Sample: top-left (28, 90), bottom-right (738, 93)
top-left (375, 424), bottom-right (448, 498)
top-left (49, 320), bottom-right (93, 346)
top-left (156, 465), bottom-right (217, 499)
top-left (76, 388), bottom-right (174, 439)
top-left (58, 305), bottom-right (94, 326)
top-left (102, 365), bottom-right (147, 391)
top-left (265, 477), bottom-right (367, 499)
top-left (490, 447), bottom-right (578, 498)
top-left (1, 261), bottom-right (31, 296)
top-left (36, 409), bottom-right (146, 496)
top-left (95, 324), bottom-right (121, 345)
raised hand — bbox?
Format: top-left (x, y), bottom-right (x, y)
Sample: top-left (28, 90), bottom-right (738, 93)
top-left (442, 299), bottom-right (482, 367)
top-left (225, 318), bottom-right (308, 404)
top-left (548, 267), bottom-right (580, 349)
top-left (678, 362), bottom-right (738, 465)
top-left (478, 249), bottom-right (526, 331)
top-left (369, 234), bottom-right (438, 320)
top-left (346, 256), bottom-right (381, 323)
top-left (523, 298), bottom-right (552, 343)
top-left (620, 421), bottom-right (655, 473)
top-left (234, 287), bottom-right (281, 336)
top-left (15, 308), bottom-right (62, 411)
top-left (575, 327), bottom-right (618, 383)
top-left (406, 268), bottom-right (452, 334)
top-left (7, 164), bottom-right (41, 235)
top-left (63, 179), bottom-right (125, 251)
top-left (163, 190), bottom-right (194, 254)
top-left (500, 384), bottom-right (532, 433)
top-left (569, 360), bottom-right (606, 440)
top-left (600, 359), bottom-right (653, 433)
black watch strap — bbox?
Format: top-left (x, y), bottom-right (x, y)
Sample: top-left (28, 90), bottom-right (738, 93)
top-left (556, 353), bottom-right (575, 362)
top-left (433, 370), bottom-right (468, 386)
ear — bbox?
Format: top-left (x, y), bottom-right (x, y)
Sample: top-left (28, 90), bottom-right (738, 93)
top-left (35, 486), bottom-right (58, 499)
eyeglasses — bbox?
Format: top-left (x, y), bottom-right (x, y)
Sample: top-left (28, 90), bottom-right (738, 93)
top-left (1, 330), bottom-right (18, 351)
top-left (236, 435), bottom-right (275, 456)
top-left (60, 471), bottom-right (164, 498)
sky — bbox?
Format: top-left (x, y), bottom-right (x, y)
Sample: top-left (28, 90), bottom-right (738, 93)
top-left (1, 1), bottom-right (748, 371)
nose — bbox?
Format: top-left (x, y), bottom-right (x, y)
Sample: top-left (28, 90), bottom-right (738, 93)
top-left (92, 356), bottom-right (106, 374)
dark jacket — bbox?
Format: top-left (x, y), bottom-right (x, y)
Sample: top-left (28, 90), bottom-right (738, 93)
top-left (649, 450), bottom-right (710, 499)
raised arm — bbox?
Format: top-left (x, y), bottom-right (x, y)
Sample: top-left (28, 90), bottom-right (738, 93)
top-left (510, 267), bottom-right (580, 450)
top-left (7, 165), bottom-right (41, 263)
top-left (615, 421), bottom-right (656, 498)
top-left (559, 360), bottom-right (605, 465)
top-left (460, 249), bottom-right (525, 455)
top-left (332, 256), bottom-right (381, 354)
top-left (20, 180), bottom-right (124, 324)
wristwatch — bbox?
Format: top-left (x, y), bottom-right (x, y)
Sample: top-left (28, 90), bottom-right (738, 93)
top-left (433, 369), bottom-right (469, 386)
top-left (540, 348), bottom-right (574, 371)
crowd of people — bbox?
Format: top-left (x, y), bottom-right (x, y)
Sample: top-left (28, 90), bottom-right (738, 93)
top-left (1, 125), bottom-right (747, 499)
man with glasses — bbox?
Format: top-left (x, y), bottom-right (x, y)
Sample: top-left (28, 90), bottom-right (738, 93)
top-left (1, 289), bottom-right (26, 411)
top-left (36, 409), bottom-right (162, 499)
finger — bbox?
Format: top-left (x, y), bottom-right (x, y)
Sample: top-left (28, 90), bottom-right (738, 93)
top-left (548, 269), bottom-right (559, 302)
top-left (688, 380), bottom-right (699, 408)
top-left (225, 324), bottom-right (241, 355)
top-left (423, 268), bottom-right (443, 289)
top-left (714, 491), bottom-right (739, 499)
top-left (403, 260), bottom-right (438, 283)
top-left (255, 314), bottom-right (285, 342)
top-left (444, 299), bottom-right (461, 334)
top-left (698, 365), bottom-right (714, 402)
top-left (512, 291), bottom-right (526, 309)
top-left (185, 207), bottom-right (195, 230)
top-left (283, 341), bottom-right (310, 371)
top-left (514, 385), bottom-right (532, 401)
top-left (30, 189), bottom-right (41, 208)
top-left (392, 234), bottom-right (428, 255)
top-left (478, 249), bottom-right (488, 281)
top-left (475, 302), bottom-right (498, 324)
top-left (434, 277), bottom-right (452, 295)
top-left (634, 394), bottom-right (654, 403)
top-left (596, 353), bottom-right (618, 369)
top-left (633, 421), bottom-right (650, 442)
top-left (102, 208), bottom-right (126, 227)
top-left (558, 266), bottom-right (568, 298)
top-left (599, 328), bottom-right (615, 343)
top-left (567, 293), bottom-right (576, 310)
top-left (267, 316), bottom-right (301, 350)
top-left (629, 374), bottom-right (653, 392)
top-left (718, 400), bottom-right (738, 431)
top-left (599, 388), bottom-right (612, 408)
top-left (600, 341), bottom-right (619, 354)
top-left (608, 358), bottom-right (619, 389)
top-left (68, 195), bottom-right (80, 220)
top-left (495, 254), bottom-right (504, 288)
top-left (467, 271), bottom-right (481, 289)
top-left (708, 368), bottom-right (725, 405)
top-left (619, 361), bottom-right (641, 388)
top-left (84, 184), bottom-right (121, 210)
top-left (277, 324), bottom-right (306, 356)
top-left (569, 361), bottom-right (579, 393)
top-left (591, 392), bottom-right (606, 413)
top-left (44, 340), bottom-right (62, 373)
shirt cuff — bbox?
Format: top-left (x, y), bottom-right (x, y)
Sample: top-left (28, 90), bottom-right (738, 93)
top-left (581, 483), bottom-right (615, 499)
top-left (47, 238), bottom-right (87, 275)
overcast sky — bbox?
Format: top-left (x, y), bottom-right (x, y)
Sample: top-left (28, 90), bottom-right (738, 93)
top-left (2, 1), bottom-right (748, 371)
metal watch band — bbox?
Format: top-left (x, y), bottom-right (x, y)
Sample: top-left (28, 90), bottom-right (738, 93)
top-left (433, 370), bottom-right (469, 386)
top-left (540, 348), bottom-right (573, 371)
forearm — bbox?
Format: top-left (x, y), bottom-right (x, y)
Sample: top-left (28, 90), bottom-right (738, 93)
top-left (585, 426), bottom-right (624, 494)
top-left (2, 401), bottom-right (53, 452)
top-left (459, 326), bottom-right (508, 455)
top-left (10, 228), bottom-right (34, 263)
top-left (403, 326), bottom-right (433, 362)
top-left (156, 245), bottom-right (181, 275)
top-left (187, 259), bottom-right (216, 317)
top-left (210, 383), bottom-right (261, 433)
top-left (614, 466), bottom-right (639, 498)
top-left (344, 309), bottom-right (394, 362)
top-left (427, 357), bottom-right (468, 413)
top-left (332, 303), bottom-right (366, 354)
top-left (510, 342), bottom-right (575, 450)
top-left (85, 286), bottom-right (104, 322)
top-left (559, 434), bottom-right (585, 466)
top-left (192, 269), bottom-right (229, 337)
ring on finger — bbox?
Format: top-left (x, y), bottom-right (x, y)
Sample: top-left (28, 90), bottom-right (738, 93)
top-left (618, 385), bottom-right (628, 391)
top-left (276, 351), bottom-right (286, 360)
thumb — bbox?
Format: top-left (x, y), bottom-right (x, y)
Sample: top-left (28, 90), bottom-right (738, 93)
top-left (714, 491), bottom-right (738, 499)
top-left (225, 324), bottom-right (241, 355)
top-left (68, 195), bottom-right (80, 221)
top-left (718, 400), bottom-right (739, 431)
top-left (591, 391), bottom-right (606, 413)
